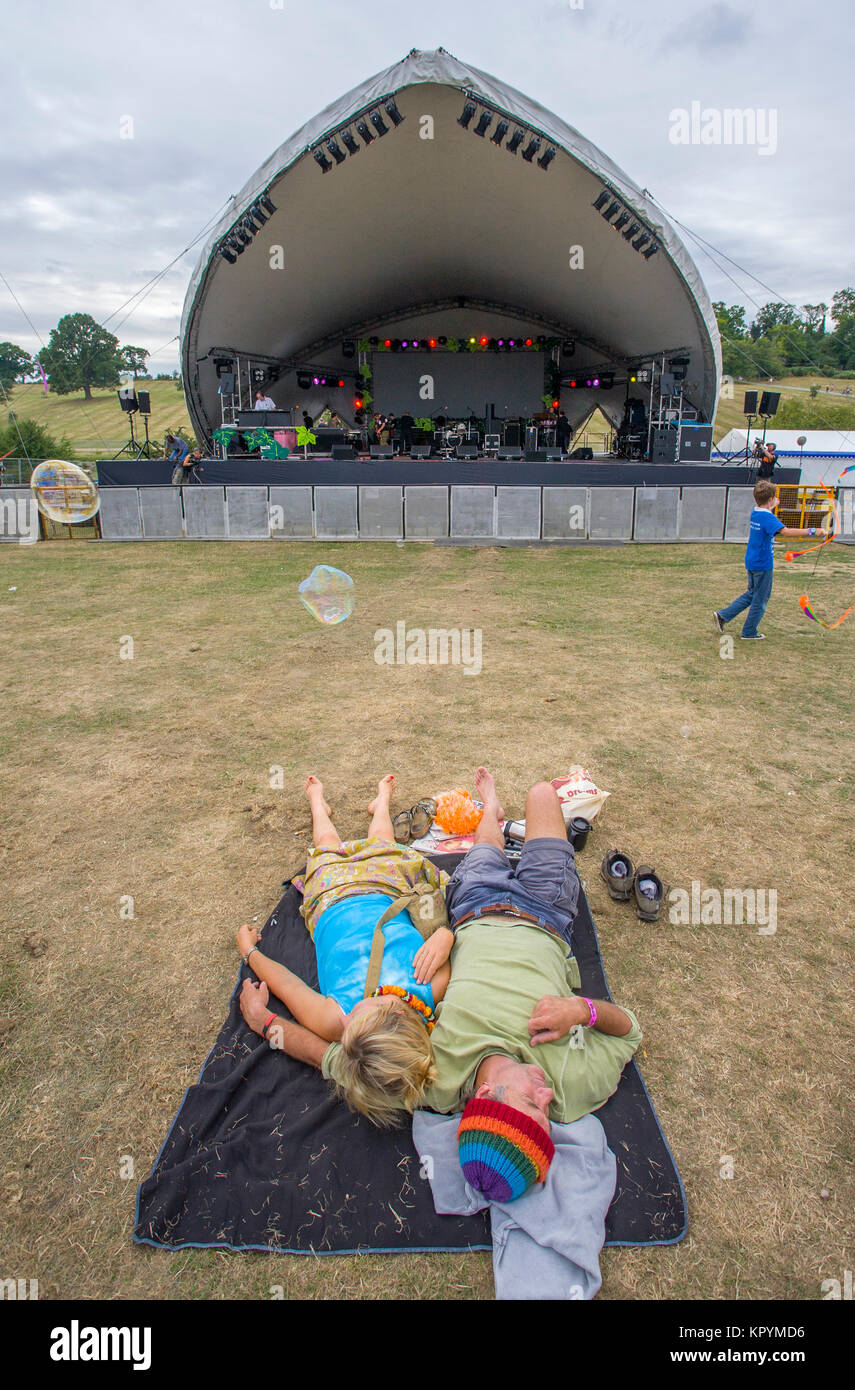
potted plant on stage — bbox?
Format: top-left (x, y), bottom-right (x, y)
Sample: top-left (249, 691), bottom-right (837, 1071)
top-left (296, 424), bottom-right (316, 459)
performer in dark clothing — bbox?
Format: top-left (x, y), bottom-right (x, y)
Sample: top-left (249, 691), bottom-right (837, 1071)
top-left (556, 413), bottom-right (572, 454)
top-left (399, 412), bottom-right (415, 456)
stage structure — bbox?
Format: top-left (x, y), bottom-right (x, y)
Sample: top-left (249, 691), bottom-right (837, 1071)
top-left (181, 48), bottom-right (721, 457)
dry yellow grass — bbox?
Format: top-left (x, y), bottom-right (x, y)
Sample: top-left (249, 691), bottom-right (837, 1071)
top-left (0, 537), bottom-right (852, 1300)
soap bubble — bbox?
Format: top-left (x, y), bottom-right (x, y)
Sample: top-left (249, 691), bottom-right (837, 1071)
top-left (680, 724), bottom-right (691, 739)
top-left (297, 565), bottom-right (355, 625)
top-left (30, 459), bottom-right (100, 523)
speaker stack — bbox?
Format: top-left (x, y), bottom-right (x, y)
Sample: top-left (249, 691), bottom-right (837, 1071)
top-left (759, 390), bottom-right (780, 417)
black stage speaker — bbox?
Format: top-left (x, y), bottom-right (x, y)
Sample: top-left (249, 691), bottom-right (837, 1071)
top-left (526, 449), bottom-right (561, 462)
top-left (457, 444), bottom-right (479, 459)
top-left (504, 423), bottom-right (521, 447)
top-left (410, 445), bottom-right (431, 459)
top-left (331, 445), bottom-right (356, 460)
top-left (743, 390), bottom-right (758, 415)
top-left (678, 424), bottom-right (713, 462)
top-left (759, 391), bottom-right (780, 416)
top-left (497, 447), bottom-right (523, 460)
top-left (369, 446), bottom-right (393, 458)
top-left (218, 372), bottom-right (235, 394)
top-left (136, 390), bottom-right (151, 415)
top-left (651, 428), bottom-right (678, 463)
top-left (569, 446), bottom-right (593, 460)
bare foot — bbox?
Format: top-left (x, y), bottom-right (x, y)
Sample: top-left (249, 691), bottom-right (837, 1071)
top-left (367, 773), bottom-right (395, 815)
top-left (304, 775), bottom-right (331, 816)
top-left (474, 766), bottom-right (505, 822)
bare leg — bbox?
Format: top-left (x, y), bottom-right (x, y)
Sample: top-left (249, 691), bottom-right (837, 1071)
top-left (305, 775), bottom-right (341, 850)
top-left (366, 773), bottom-right (396, 840)
top-left (523, 781), bottom-right (567, 842)
top-left (473, 766), bottom-right (506, 850)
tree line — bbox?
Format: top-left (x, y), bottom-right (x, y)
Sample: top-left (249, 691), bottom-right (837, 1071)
top-left (715, 288), bottom-right (855, 380)
top-left (0, 312), bottom-right (159, 400)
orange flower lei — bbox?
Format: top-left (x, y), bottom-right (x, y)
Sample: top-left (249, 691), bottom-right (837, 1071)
top-left (371, 985), bottom-right (436, 1031)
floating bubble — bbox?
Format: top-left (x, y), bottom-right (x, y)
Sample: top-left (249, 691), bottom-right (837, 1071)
top-left (680, 724), bottom-right (691, 739)
top-left (297, 565), bottom-right (355, 624)
top-left (30, 459), bottom-right (100, 523)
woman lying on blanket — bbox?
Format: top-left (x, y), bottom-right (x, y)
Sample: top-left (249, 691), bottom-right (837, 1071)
top-left (236, 775), bottom-right (453, 1127)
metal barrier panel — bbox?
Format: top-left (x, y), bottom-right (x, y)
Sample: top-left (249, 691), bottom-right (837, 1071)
top-left (184, 487), bottom-right (227, 539)
top-left (98, 487), bottom-right (143, 540)
top-left (589, 488), bottom-right (634, 539)
top-left (724, 488), bottom-right (755, 541)
top-left (404, 486), bottom-right (449, 538)
top-left (269, 486), bottom-right (313, 538)
top-left (633, 487), bottom-right (680, 541)
top-left (497, 487), bottom-right (541, 539)
top-left (541, 487), bottom-right (588, 540)
top-left (139, 487), bottom-right (183, 539)
top-left (450, 486), bottom-right (494, 537)
top-left (226, 486), bottom-right (270, 538)
top-left (678, 487), bottom-right (726, 540)
top-left (315, 486), bottom-right (358, 538)
top-left (358, 487), bottom-right (403, 538)
top-left (837, 487), bottom-right (855, 545)
top-left (0, 489), bottom-right (40, 543)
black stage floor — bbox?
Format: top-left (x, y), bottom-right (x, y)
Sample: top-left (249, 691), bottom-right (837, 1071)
top-left (97, 457), bottom-right (800, 488)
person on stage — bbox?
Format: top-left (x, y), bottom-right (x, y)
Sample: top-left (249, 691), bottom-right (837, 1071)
top-left (399, 411), bottom-right (415, 456)
top-left (254, 390), bottom-right (277, 411)
top-left (556, 412), bottom-right (572, 454)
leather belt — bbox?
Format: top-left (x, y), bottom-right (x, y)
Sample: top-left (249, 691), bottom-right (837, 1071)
top-left (452, 901), bottom-right (555, 932)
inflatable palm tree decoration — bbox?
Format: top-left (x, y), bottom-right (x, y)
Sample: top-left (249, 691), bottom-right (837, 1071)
top-left (243, 427), bottom-right (290, 459)
top-left (296, 425), bottom-right (316, 459)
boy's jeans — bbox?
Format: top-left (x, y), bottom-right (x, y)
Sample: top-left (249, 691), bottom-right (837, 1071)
top-left (718, 568), bottom-right (774, 637)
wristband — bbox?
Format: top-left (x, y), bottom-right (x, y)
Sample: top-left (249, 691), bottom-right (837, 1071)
top-left (581, 997), bottom-right (597, 1027)
top-left (243, 944), bottom-right (260, 967)
top-left (262, 1013), bottom-right (277, 1039)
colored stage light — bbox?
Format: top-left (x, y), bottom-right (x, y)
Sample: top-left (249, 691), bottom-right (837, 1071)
top-left (384, 98), bottom-right (404, 126)
top-left (630, 374), bottom-right (637, 383)
top-left (491, 119), bottom-right (509, 146)
top-left (384, 338), bottom-right (392, 347)
top-left (326, 139), bottom-right (347, 166)
top-left (355, 397), bottom-right (363, 409)
top-left (521, 137), bottom-right (541, 162)
top-left (593, 190), bottom-right (611, 211)
top-left (569, 380), bottom-right (576, 388)
top-left (642, 243), bottom-right (659, 259)
top-left (525, 338), bottom-right (532, 346)
top-left (474, 110), bottom-right (493, 137)
top-left (338, 379), bottom-right (344, 387)
top-left (613, 212), bottom-right (630, 231)
top-left (508, 339), bottom-right (515, 347)
top-left (401, 340), bottom-right (409, 348)
top-left (537, 146), bottom-right (556, 170)
top-left (340, 129), bottom-right (360, 156)
top-left (313, 377), bottom-right (320, 386)
top-left (552, 399), bottom-right (559, 408)
top-left (458, 99), bottom-right (477, 129)
top-left (356, 119), bottom-right (375, 145)
top-left (313, 148), bottom-right (333, 173)
top-left (593, 378), bottom-right (600, 387)
top-left (497, 339), bottom-right (504, 346)
top-left (506, 128), bottom-right (525, 153)
top-left (429, 338), bottom-right (437, 348)
top-left (370, 109), bottom-right (389, 136)
top-left (412, 339), bottom-right (420, 347)
top-left (480, 336), bottom-right (488, 346)
top-left (469, 337), bottom-right (476, 344)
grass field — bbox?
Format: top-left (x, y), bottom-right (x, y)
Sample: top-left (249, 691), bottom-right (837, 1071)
top-left (4, 374), bottom-right (855, 465)
top-left (0, 538), bottom-right (852, 1301)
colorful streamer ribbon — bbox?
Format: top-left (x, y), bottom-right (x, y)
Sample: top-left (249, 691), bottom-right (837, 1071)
top-left (798, 594), bottom-right (853, 630)
top-left (784, 484), bottom-right (838, 561)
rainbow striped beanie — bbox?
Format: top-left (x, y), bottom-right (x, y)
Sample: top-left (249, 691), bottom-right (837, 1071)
top-left (457, 1097), bottom-right (555, 1202)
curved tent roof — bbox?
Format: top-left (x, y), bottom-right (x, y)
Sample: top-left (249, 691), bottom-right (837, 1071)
top-left (181, 47), bottom-right (721, 440)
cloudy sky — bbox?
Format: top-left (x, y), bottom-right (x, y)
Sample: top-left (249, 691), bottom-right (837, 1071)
top-left (3, 0), bottom-right (852, 374)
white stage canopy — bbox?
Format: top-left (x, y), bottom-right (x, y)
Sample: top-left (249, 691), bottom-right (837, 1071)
top-left (181, 48), bottom-right (721, 441)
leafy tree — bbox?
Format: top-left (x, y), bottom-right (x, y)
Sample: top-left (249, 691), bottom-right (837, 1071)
top-left (750, 303), bottom-right (798, 339)
top-left (801, 304), bottom-right (828, 335)
top-left (0, 415), bottom-right (75, 461)
top-left (39, 313), bottom-right (122, 400)
top-left (831, 288), bottom-right (855, 326)
top-left (118, 345), bottom-right (150, 379)
top-left (0, 341), bottom-right (34, 394)
top-left (713, 303), bottom-right (748, 339)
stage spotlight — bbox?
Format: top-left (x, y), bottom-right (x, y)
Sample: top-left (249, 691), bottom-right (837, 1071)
top-left (313, 148), bottom-right (333, 172)
top-left (245, 205), bottom-right (266, 230)
top-left (469, 337), bottom-right (476, 344)
top-left (342, 340), bottom-right (356, 358)
top-left (340, 129), bottom-right (360, 156)
top-left (524, 337), bottom-right (533, 347)
top-left (369, 336), bottom-right (379, 346)
top-left (592, 378), bottom-right (600, 387)
top-left (642, 243), bottom-right (659, 260)
top-left (312, 377), bottom-right (320, 386)
top-left (497, 339), bottom-right (504, 347)
top-left (600, 374), bottom-right (614, 389)
top-left (632, 232), bottom-right (650, 250)
top-left (491, 119), bottom-right (509, 145)
top-left (354, 397), bottom-right (363, 409)
top-left (326, 139), bottom-right (346, 165)
top-left (384, 338), bottom-right (391, 348)
top-left (537, 335), bottom-right (546, 345)
top-left (562, 339), bottom-right (575, 356)
top-left (338, 379), bottom-right (344, 387)
top-left (508, 339), bottom-right (515, 347)
top-left (602, 200), bottom-right (621, 221)
top-left (438, 336), bottom-right (447, 345)
top-left (613, 212), bottom-right (630, 231)
top-left (521, 136), bottom-right (542, 162)
top-left (218, 244), bottom-right (238, 264)
top-left (488, 338), bottom-right (498, 350)
top-left (480, 336), bottom-right (488, 347)
top-left (537, 146), bottom-right (556, 170)
top-left (258, 192), bottom-right (276, 216)
top-left (474, 109), bottom-right (493, 137)
top-left (356, 118), bottom-right (375, 145)
top-left (401, 340), bottom-right (409, 349)
top-left (629, 374), bottom-right (637, 383)
top-left (552, 398), bottom-right (559, 409)
top-left (428, 338), bottom-right (437, 348)
top-left (384, 98), bottom-right (405, 126)
top-left (506, 127), bottom-right (525, 153)
top-left (623, 222), bottom-right (642, 241)
top-left (592, 190), bottom-right (611, 212)
top-left (232, 226), bottom-right (252, 248)
top-left (412, 339), bottom-right (420, 348)
top-left (297, 372), bottom-right (312, 389)
top-left (369, 109), bottom-right (389, 136)
top-left (391, 339), bottom-right (401, 351)
top-left (585, 379), bottom-right (592, 388)
top-left (214, 357), bottom-right (234, 377)
top-left (569, 379), bottom-right (576, 388)
top-left (458, 98), bottom-right (477, 129)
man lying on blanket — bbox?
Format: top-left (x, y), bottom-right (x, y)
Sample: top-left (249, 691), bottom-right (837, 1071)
top-left (238, 768), bottom-right (641, 1200)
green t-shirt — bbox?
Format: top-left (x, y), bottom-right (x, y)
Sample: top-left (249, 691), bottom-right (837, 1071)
top-left (322, 916), bottom-right (641, 1123)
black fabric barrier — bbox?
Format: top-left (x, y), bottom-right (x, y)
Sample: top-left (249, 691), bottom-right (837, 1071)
top-left (134, 855), bottom-right (687, 1255)
top-left (98, 458), bottom-right (799, 489)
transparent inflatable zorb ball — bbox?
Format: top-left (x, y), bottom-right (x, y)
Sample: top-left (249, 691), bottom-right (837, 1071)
top-left (297, 565), bottom-right (355, 625)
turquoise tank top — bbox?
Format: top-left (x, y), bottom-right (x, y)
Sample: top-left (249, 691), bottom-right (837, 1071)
top-left (313, 892), bottom-right (435, 1017)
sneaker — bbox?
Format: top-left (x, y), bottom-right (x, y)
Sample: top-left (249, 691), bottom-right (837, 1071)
top-left (632, 866), bottom-right (664, 922)
top-left (712, 611), bottom-right (724, 634)
top-left (600, 850), bottom-right (635, 902)
top-left (740, 633), bottom-right (766, 641)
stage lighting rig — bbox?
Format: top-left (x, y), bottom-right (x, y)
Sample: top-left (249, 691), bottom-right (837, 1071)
top-left (506, 127), bottom-right (525, 153)
top-left (491, 119), bottom-right (509, 145)
top-left (613, 211), bottom-right (630, 231)
top-left (326, 139), bottom-right (347, 165)
top-left (356, 118), bottom-right (375, 144)
top-left (313, 148), bottom-right (333, 173)
top-left (340, 129), bottom-right (360, 155)
top-left (369, 109), bottom-right (389, 136)
top-left (384, 98), bottom-right (404, 126)
top-left (458, 97), bottom-right (477, 128)
top-left (537, 146), bottom-right (556, 170)
top-left (521, 136), bottom-right (541, 162)
top-left (593, 190), bottom-right (611, 211)
top-left (474, 109), bottom-right (493, 137)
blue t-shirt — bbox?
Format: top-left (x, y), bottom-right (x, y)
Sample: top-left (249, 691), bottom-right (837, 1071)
top-left (313, 892), bottom-right (435, 1017)
top-left (745, 507), bottom-right (785, 570)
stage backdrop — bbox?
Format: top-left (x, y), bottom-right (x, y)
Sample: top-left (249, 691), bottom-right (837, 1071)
top-left (371, 350), bottom-right (544, 419)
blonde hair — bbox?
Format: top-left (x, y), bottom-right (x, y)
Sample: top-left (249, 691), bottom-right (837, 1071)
top-left (332, 1001), bottom-right (437, 1127)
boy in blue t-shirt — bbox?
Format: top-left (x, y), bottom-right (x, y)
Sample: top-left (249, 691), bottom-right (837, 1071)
top-left (714, 480), bottom-right (824, 640)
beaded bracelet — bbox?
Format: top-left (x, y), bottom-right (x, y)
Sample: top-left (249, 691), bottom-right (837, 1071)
top-left (581, 997), bottom-right (597, 1027)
